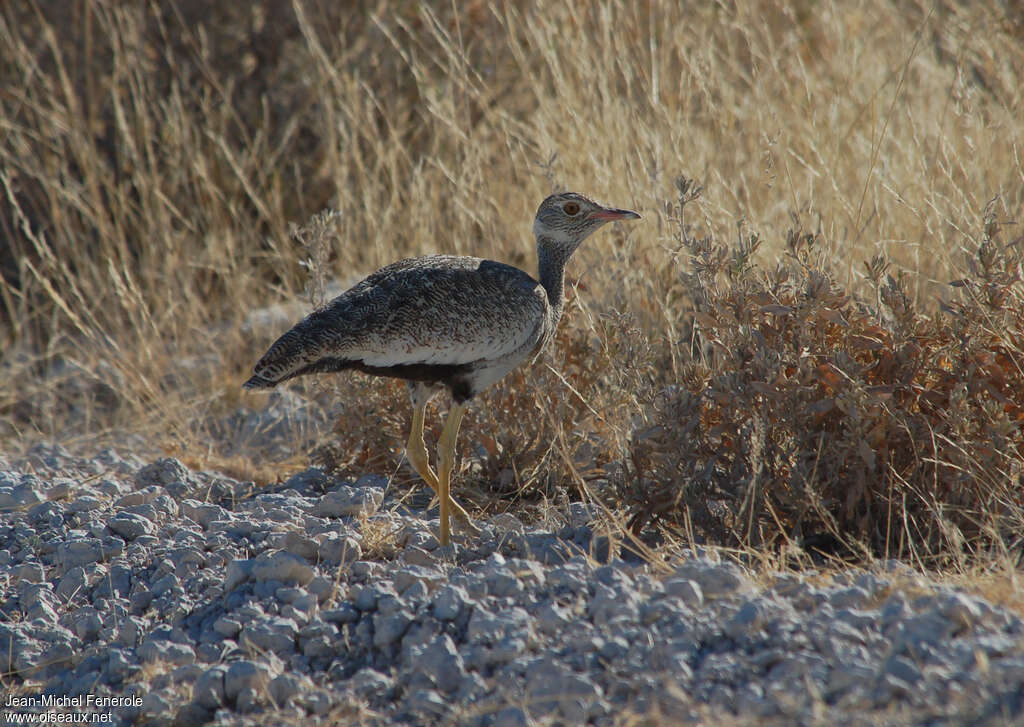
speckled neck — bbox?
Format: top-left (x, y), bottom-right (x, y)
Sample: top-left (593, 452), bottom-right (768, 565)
top-left (537, 238), bottom-right (571, 327)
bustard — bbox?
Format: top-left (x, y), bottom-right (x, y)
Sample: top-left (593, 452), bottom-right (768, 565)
top-left (244, 192), bottom-right (640, 545)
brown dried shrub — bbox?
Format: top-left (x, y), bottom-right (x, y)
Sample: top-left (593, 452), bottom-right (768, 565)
top-left (628, 184), bottom-right (1024, 565)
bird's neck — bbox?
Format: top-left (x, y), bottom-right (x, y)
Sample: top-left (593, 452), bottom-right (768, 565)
top-left (537, 239), bottom-right (570, 325)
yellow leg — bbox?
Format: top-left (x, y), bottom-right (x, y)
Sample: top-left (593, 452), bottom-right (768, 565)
top-left (436, 402), bottom-right (468, 547)
top-left (406, 400), bottom-right (479, 536)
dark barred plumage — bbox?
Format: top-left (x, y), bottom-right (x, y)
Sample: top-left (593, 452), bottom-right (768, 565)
top-left (245, 192), bottom-right (640, 545)
top-left (244, 256), bottom-right (547, 403)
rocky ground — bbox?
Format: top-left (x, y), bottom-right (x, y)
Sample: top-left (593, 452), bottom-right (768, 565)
top-left (2, 442), bottom-right (1023, 726)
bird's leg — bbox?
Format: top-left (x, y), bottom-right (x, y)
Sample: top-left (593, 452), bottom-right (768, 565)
top-left (435, 402), bottom-right (468, 547)
top-left (406, 400), bottom-right (479, 536)
top-left (406, 400), bottom-right (439, 486)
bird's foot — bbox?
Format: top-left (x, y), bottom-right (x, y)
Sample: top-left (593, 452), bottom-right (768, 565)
top-left (407, 436), bottom-right (477, 536)
top-left (452, 512), bottom-right (481, 537)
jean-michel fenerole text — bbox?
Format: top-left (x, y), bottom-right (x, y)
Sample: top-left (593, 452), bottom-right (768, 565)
top-left (5, 694), bottom-right (143, 709)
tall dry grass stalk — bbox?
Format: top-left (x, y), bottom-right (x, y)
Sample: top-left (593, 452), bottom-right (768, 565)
top-left (1, 0), bottom-right (1021, 565)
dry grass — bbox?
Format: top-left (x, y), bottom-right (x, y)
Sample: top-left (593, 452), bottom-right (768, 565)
top-left (2, 1), bottom-right (1022, 572)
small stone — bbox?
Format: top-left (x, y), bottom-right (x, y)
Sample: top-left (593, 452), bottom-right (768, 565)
top-left (433, 584), bottom-right (469, 622)
top-left (663, 578), bottom-right (704, 607)
top-left (350, 668), bottom-right (394, 702)
top-left (317, 532), bottom-right (362, 565)
top-left (394, 565), bottom-right (445, 593)
top-left (884, 655), bottom-right (922, 685)
top-left (322, 604), bottom-right (361, 624)
top-left (140, 691), bottom-right (172, 719)
top-left (377, 594), bottom-right (408, 616)
top-left (402, 580), bottom-right (430, 602)
top-left (406, 688), bottom-right (447, 717)
top-left (418, 634), bottom-right (466, 693)
top-left (224, 660), bottom-right (274, 703)
top-left (13, 562), bottom-right (45, 585)
top-left (135, 458), bottom-right (190, 490)
top-left (313, 486), bottom-right (382, 518)
top-left (547, 563), bottom-right (587, 592)
top-left (352, 583), bottom-right (395, 612)
top-left (0, 482), bottom-right (42, 509)
top-left (68, 496), bottom-right (103, 513)
top-left (249, 550), bottom-right (315, 586)
top-left (488, 513), bottom-right (525, 534)
top-left (938, 592), bottom-right (984, 630)
top-left (298, 621), bottom-right (336, 659)
top-left (69, 606), bottom-right (103, 641)
top-left (224, 559), bottom-right (254, 591)
top-left (307, 576), bottom-right (337, 603)
top-left (535, 602), bottom-right (570, 635)
top-left (240, 617), bottom-right (298, 655)
top-left (525, 659), bottom-right (603, 723)
top-left (373, 611), bottom-right (412, 647)
top-left (56, 539), bottom-right (104, 568)
top-left (116, 485), bottom-right (167, 508)
top-left (403, 545), bottom-right (438, 567)
top-left (467, 607), bottom-right (530, 644)
top-left (485, 568), bottom-right (523, 598)
top-left (138, 639), bottom-right (196, 665)
top-left (192, 665), bottom-right (228, 709)
top-left (673, 559), bottom-right (747, 597)
top-left (181, 500), bottom-right (230, 528)
top-left (588, 583), bottom-right (638, 626)
top-left (724, 600), bottom-right (767, 638)
top-left (268, 672), bottom-right (309, 707)
top-left (151, 573), bottom-right (181, 598)
top-left (830, 586), bottom-right (870, 610)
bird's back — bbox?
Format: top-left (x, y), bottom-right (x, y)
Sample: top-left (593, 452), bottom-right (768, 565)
top-left (244, 255), bottom-right (550, 389)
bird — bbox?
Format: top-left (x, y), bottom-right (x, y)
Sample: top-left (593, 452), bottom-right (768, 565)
top-left (243, 192), bottom-right (640, 546)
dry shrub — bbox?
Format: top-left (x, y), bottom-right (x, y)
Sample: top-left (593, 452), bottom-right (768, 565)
top-left (629, 181), bottom-right (1024, 564)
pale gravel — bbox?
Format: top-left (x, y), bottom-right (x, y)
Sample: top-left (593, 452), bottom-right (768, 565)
top-left (1, 443), bottom-right (1022, 726)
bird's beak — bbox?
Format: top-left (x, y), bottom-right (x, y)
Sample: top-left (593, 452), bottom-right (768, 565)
top-left (590, 207), bottom-right (641, 221)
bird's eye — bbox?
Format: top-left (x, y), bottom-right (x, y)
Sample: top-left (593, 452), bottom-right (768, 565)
top-left (563, 202), bottom-right (580, 216)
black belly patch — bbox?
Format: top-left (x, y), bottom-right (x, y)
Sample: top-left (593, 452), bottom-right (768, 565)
top-left (292, 358), bottom-right (477, 402)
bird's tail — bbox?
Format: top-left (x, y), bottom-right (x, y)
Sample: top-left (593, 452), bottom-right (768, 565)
top-left (242, 374), bottom-right (278, 390)
top-left (243, 316), bottom-right (341, 390)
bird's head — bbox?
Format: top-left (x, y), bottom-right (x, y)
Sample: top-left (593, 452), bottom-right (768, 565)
top-left (533, 192), bottom-right (640, 259)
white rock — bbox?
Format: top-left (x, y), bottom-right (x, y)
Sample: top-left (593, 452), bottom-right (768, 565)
top-left (224, 660), bottom-right (275, 703)
top-left (313, 486), bottom-right (382, 518)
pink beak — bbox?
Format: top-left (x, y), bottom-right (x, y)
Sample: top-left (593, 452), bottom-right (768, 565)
top-left (590, 207), bottom-right (641, 221)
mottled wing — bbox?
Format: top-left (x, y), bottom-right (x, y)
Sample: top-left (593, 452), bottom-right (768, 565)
top-left (245, 255), bottom-right (547, 386)
top-left (357, 257), bottom-right (547, 367)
